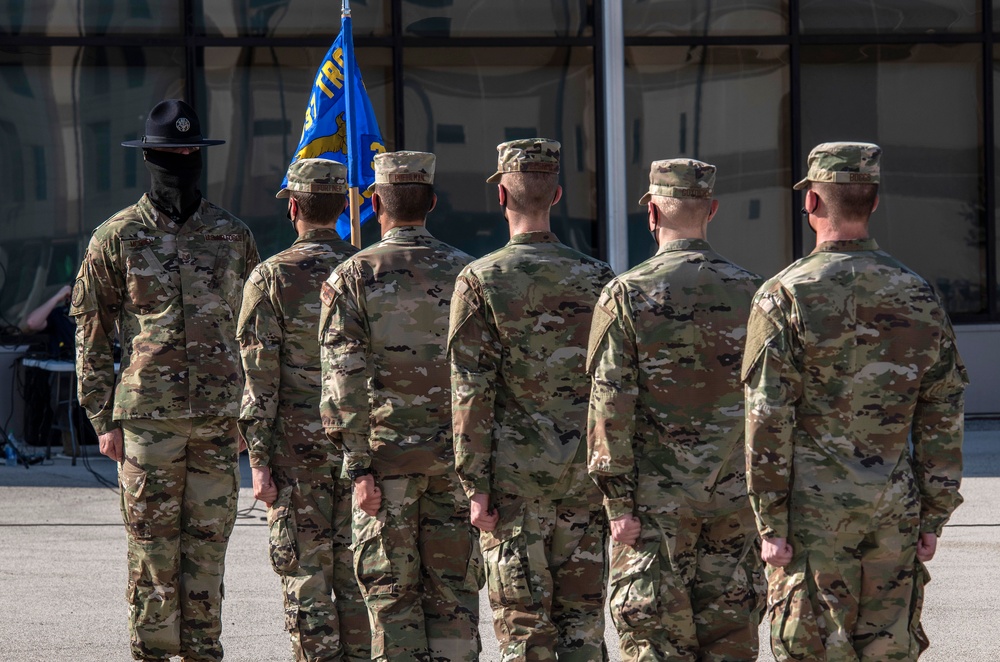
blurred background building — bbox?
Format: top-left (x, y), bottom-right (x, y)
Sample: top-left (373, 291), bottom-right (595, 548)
top-left (0, 0), bottom-right (997, 414)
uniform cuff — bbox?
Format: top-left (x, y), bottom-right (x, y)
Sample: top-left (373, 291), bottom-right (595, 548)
top-left (603, 496), bottom-right (635, 520)
top-left (90, 414), bottom-right (117, 436)
top-left (344, 451), bottom-right (372, 473)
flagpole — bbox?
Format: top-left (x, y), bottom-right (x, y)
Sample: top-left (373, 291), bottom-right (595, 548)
top-left (343, 0), bottom-right (362, 248)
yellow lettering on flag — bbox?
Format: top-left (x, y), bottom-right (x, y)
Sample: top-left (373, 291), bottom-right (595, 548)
top-left (315, 48), bottom-right (345, 99)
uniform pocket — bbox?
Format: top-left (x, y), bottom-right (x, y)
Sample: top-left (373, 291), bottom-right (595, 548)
top-left (609, 537), bottom-right (659, 630)
top-left (909, 560), bottom-right (931, 656)
top-left (353, 510), bottom-right (397, 596)
top-left (481, 501), bottom-right (532, 608)
top-left (267, 485), bottom-right (299, 575)
top-left (119, 460), bottom-right (150, 539)
top-left (770, 556), bottom-right (823, 661)
top-left (125, 247), bottom-right (178, 313)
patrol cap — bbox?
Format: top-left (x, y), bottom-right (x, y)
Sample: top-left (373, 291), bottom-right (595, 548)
top-left (276, 158), bottom-right (348, 198)
top-left (374, 151), bottom-right (435, 185)
top-left (638, 159), bottom-right (716, 206)
top-left (794, 141), bottom-right (881, 190)
top-left (486, 138), bottom-right (561, 183)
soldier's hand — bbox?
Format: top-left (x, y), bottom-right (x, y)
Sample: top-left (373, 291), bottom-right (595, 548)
top-left (916, 532), bottom-right (937, 562)
top-left (470, 493), bottom-right (498, 532)
top-left (354, 475), bottom-right (382, 516)
top-left (761, 537), bottom-right (794, 567)
top-left (98, 428), bottom-right (124, 463)
top-left (610, 514), bottom-right (642, 546)
top-left (252, 466), bottom-right (278, 507)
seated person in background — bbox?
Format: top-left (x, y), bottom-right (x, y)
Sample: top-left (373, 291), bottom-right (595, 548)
top-left (22, 283), bottom-right (94, 457)
top-left (24, 284), bottom-right (75, 360)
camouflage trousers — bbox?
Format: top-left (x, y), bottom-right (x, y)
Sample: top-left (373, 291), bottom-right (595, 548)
top-left (609, 507), bottom-right (764, 662)
top-left (353, 473), bottom-right (482, 662)
top-left (768, 520), bottom-right (929, 661)
top-left (268, 466), bottom-right (370, 661)
top-left (482, 493), bottom-right (609, 662)
top-left (118, 417), bottom-right (239, 661)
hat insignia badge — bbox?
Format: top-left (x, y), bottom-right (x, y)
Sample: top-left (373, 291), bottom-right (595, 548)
top-left (176, 117), bottom-right (191, 133)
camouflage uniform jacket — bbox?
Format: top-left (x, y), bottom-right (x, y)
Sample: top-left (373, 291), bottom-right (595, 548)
top-left (449, 231), bottom-right (615, 501)
top-left (71, 194), bottom-right (259, 433)
top-left (319, 225), bottom-right (472, 477)
top-left (742, 238), bottom-right (968, 541)
top-left (587, 238), bottom-right (761, 521)
top-left (238, 227), bottom-right (357, 470)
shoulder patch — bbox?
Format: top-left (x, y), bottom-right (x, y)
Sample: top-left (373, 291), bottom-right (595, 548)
top-left (741, 297), bottom-right (782, 383)
top-left (320, 281), bottom-right (336, 307)
top-left (586, 293), bottom-right (616, 374)
top-left (71, 278), bottom-right (86, 308)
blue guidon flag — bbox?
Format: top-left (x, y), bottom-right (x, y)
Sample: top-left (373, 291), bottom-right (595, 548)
top-left (281, 10), bottom-right (385, 239)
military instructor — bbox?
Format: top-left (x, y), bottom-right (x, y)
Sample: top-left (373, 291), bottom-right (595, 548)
top-left (72, 99), bottom-right (259, 661)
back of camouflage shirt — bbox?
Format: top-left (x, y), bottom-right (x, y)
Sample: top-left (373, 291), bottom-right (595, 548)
top-left (450, 232), bottom-right (615, 500)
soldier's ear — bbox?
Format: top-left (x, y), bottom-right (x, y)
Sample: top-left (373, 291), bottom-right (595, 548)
top-left (648, 202), bottom-right (658, 231)
top-left (371, 192), bottom-right (381, 215)
top-left (497, 185), bottom-right (507, 208)
top-left (551, 185), bottom-right (563, 207)
top-left (428, 194), bottom-right (438, 214)
top-left (871, 194), bottom-right (879, 214)
top-left (707, 199), bottom-right (720, 223)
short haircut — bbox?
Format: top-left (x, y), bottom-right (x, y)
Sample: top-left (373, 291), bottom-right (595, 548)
top-left (815, 182), bottom-right (878, 221)
top-left (652, 196), bottom-right (713, 225)
top-left (291, 191), bottom-right (347, 225)
top-left (501, 172), bottom-right (559, 213)
top-left (374, 183), bottom-right (435, 222)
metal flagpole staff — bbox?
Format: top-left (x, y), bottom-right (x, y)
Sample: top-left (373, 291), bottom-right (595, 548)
top-left (343, 0), bottom-right (362, 248)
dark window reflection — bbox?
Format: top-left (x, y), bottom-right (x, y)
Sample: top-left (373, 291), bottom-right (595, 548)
top-left (196, 0), bottom-right (389, 37)
top-left (401, 0), bottom-right (592, 38)
top-left (801, 43), bottom-right (985, 315)
top-left (199, 46), bottom-right (393, 260)
top-left (623, 0), bottom-right (787, 37)
top-left (0, 46), bottom-right (183, 326)
top-left (0, 0), bottom-right (180, 36)
top-left (402, 47), bottom-right (596, 259)
top-left (625, 45), bottom-right (792, 280)
top-left (800, 0), bottom-right (979, 34)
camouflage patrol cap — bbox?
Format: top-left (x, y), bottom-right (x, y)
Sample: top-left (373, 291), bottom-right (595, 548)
top-left (793, 142), bottom-right (881, 190)
top-left (638, 159), bottom-right (716, 206)
top-left (486, 138), bottom-right (561, 183)
top-left (276, 158), bottom-right (348, 198)
top-left (374, 151), bottom-right (435, 185)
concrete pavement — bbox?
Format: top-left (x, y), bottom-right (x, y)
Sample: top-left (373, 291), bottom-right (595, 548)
top-left (1, 421), bottom-right (997, 661)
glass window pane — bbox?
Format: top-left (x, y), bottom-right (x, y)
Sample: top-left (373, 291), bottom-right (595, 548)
top-left (0, 0), bottom-right (181, 36)
top-left (402, 47), bottom-right (596, 258)
top-left (199, 47), bottom-right (393, 260)
top-left (800, 0), bottom-right (980, 34)
top-left (801, 44), bottom-right (985, 315)
top-left (623, 0), bottom-right (787, 37)
top-left (197, 0), bottom-right (390, 37)
top-left (401, 0), bottom-right (592, 38)
top-left (0, 46), bottom-right (184, 323)
top-left (625, 45), bottom-right (792, 280)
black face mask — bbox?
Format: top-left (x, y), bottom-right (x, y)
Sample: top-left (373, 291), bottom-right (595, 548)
top-left (144, 149), bottom-right (203, 223)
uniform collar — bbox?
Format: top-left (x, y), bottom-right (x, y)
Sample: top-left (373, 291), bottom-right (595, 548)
top-left (812, 238), bottom-right (880, 254)
top-left (383, 225), bottom-right (431, 241)
top-left (655, 237), bottom-right (712, 255)
top-left (139, 193), bottom-right (206, 233)
top-left (509, 231), bottom-right (558, 245)
top-left (293, 227), bottom-right (342, 246)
